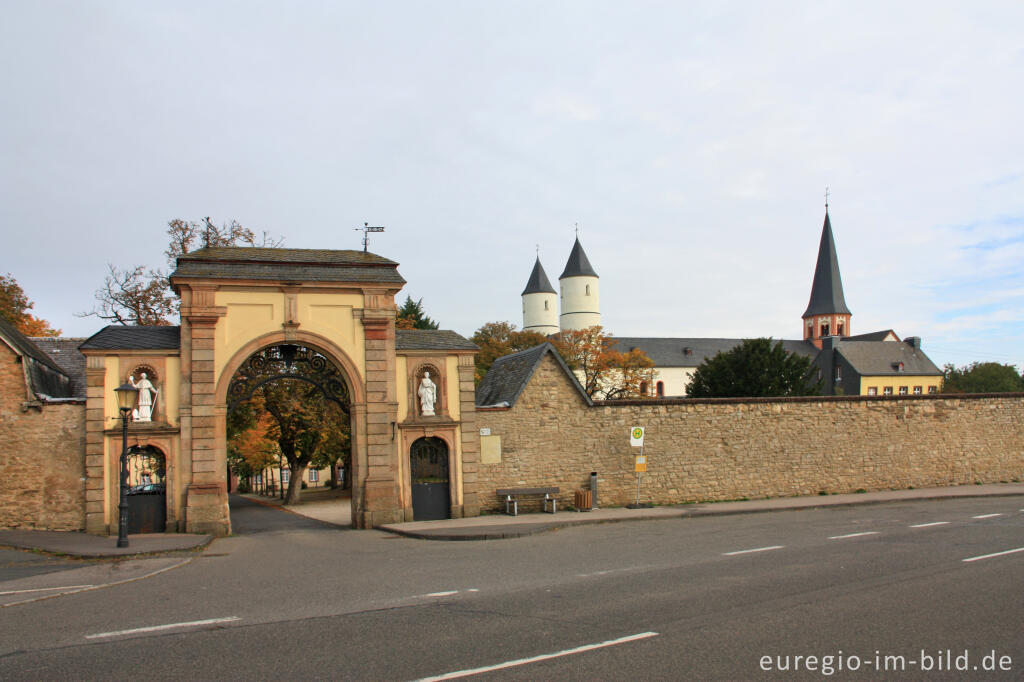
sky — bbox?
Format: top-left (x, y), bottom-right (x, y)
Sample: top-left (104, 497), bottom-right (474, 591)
top-left (2, 1), bottom-right (1023, 370)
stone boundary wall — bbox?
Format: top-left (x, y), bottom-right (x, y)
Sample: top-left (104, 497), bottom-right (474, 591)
top-left (0, 355), bottom-right (86, 530)
top-left (476, 354), bottom-right (1024, 511)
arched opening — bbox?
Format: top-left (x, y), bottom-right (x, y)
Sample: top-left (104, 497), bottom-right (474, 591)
top-left (410, 436), bottom-right (450, 520)
top-left (126, 445), bottom-right (167, 534)
top-left (223, 341), bottom-right (354, 522)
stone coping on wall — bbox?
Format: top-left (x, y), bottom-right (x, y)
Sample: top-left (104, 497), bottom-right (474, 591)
top-left (594, 392), bottom-right (1024, 407)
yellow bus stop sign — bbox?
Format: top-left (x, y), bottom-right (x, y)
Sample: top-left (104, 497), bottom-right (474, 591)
top-left (635, 454), bottom-right (647, 472)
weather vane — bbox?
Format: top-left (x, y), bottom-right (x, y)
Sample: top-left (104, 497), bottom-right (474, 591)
top-left (203, 216), bottom-right (214, 248)
top-left (354, 222), bottom-right (386, 252)
top-left (575, 221), bottom-right (580, 237)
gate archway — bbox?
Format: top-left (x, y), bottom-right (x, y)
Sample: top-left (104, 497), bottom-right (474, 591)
top-left (217, 333), bottom-right (361, 527)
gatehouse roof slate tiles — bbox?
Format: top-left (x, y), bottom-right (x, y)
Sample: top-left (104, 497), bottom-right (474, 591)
top-left (395, 329), bottom-right (477, 351)
top-left (79, 326), bottom-right (182, 351)
top-left (170, 247), bottom-right (406, 285)
top-left (475, 342), bottom-right (592, 408)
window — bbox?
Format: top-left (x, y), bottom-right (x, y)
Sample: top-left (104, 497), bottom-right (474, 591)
top-left (639, 381), bottom-right (648, 396)
top-left (898, 386), bottom-right (908, 395)
top-left (544, 300), bottom-right (548, 310)
top-left (820, 323), bottom-right (830, 337)
top-left (656, 381), bottom-right (664, 397)
top-left (308, 469), bottom-right (319, 483)
top-left (836, 322), bottom-right (845, 336)
top-left (883, 387), bottom-right (893, 396)
top-left (834, 366), bottom-right (842, 382)
top-left (282, 470), bottom-right (290, 483)
top-left (928, 386), bottom-right (937, 394)
top-left (867, 387), bottom-right (877, 396)
top-left (585, 284), bottom-right (591, 296)
top-left (913, 386), bottom-right (922, 395)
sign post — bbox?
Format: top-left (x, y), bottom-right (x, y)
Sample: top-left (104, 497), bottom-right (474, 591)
top-left (628, 426), bottom-right (649, 508)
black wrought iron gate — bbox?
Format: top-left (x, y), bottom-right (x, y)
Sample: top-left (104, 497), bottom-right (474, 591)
top-left (410, 437), bottom-right (450, 521)
top-left (126, 446), bottom-right (166, 534)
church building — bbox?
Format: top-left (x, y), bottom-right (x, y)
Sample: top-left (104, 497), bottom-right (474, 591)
top-left (521, 208), bottom-right (943, 397)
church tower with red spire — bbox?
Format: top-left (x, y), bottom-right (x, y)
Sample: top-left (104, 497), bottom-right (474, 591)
top-left (802, 207), bottom-right (851, 349)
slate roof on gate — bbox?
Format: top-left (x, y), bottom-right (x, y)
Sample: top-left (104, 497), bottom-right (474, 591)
top-left (475, 342), bottom-right (592, 408)
top-left (79, 325), bottom-right (182, 351)
top-left (0, 314), bottom-right (76, 400)
top-left (170, 247), bottom-right (406, 285)
top-left (395, 329), bottom-right (477, 351)
top-left (610, 337), bottom-right (820, 367)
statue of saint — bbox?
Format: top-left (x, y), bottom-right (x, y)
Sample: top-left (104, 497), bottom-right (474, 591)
top-left (418, 371), bottom-right (437, 416)
top-left (130, 372), bottom-right (158, 422)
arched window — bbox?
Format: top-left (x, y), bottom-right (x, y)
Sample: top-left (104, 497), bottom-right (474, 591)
top-left (544, 300), bottom-right (548, 310)
top-left (656, 381), bottom-right (664, 397)
top-left (585, 284), bottom-right (590, 296)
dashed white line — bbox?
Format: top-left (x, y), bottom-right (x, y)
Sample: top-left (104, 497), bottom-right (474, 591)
top-left (910, 522), bottom-right (950, 528)
top-left (85, 616), bottom-right (241, 640)
top-left (962, 547), bottom-right (1024, 563)
top-left (828, 531), bottom-right (879, 540)
top-left (0, 584), bottom-right (95, 596)
top-left (722, 545), bottom-right (784, 556)
top-left (414, 631), bottom-right (659, 681)
top-left (972, 513), bottom-right (1003, 519)
top-left (416, 589), bottom-right (480, 599)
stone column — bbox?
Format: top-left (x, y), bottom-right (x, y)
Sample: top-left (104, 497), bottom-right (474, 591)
top-left (457, 354), bottom-right (481, 517)
top-left (356, 303), bottom-right (402, 528)
top-left (84, 356), bottom-right (108, 534)
top-left (180, 286), bottom-right (231, 536)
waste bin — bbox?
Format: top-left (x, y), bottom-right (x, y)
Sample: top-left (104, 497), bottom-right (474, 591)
top-left (574, 489), bottom-right (592, 511)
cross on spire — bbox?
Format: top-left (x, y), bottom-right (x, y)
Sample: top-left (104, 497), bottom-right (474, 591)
top-left (825, 186), bottom-right (830, 211)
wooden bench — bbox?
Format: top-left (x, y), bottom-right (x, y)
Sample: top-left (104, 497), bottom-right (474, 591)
top-left (496, 487), bottom-right (559, 516)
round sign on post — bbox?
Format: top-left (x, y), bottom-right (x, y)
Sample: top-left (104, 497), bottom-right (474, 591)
top-left (630, 426), bottom-right (644, 447)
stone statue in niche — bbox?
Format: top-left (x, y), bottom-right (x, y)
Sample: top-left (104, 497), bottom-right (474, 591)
top-left (130, 372), bottom-right (159, 422)
top-left (418, 371), bottom-right (437, 417)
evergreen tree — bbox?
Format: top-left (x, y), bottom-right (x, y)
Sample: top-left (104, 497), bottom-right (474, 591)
top-left (396, 296), bottom-right (439, 330)
top-left (686, 338), bottom-right (822, 398)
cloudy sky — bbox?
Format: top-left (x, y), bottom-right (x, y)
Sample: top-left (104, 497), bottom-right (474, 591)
top-left (3, 1), bottom-right (1022, 369)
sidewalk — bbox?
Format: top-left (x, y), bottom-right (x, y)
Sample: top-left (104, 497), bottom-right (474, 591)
top-left (377, 483), bottom-right (1024, 540)
top-left (1, 483), bottom-right (1021, 554)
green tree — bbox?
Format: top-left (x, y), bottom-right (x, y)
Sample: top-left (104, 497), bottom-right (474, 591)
top-left (685, 338), bottom-right (823, 398)
top-left (0, 274), bottom-right (61, 336)
top-left (396, 296), bottom-right (439, 330)
top-left (470, 321), bottom-right (549, 384)
top-left (81, 218), bottom-right (283, 326)
top-left (941, 362), bottom-right (1024, 394)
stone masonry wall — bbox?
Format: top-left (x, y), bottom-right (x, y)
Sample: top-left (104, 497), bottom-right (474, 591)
top-left (476, 354), bottom-right (1024, 511)
top-left (0, 350), bottom-right (86, 530)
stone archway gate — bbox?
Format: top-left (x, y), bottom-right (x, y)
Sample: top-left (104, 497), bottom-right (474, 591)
top-left (166, 246), bottom-right (474, 535)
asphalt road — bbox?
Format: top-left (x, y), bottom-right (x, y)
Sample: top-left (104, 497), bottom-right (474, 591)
top-left (0, 495), bottom-right (1021, 680)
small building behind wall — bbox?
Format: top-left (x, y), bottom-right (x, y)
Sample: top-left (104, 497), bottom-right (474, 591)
top-left (0, 315), bottom-right (85, 530)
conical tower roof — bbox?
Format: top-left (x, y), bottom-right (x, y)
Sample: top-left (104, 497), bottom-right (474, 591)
top-left (521, 257), bottom-right (556, 295)
top-left (559, 237), bottom-right (599, 279)
top-left (803, 210), bottom-right (851, 317)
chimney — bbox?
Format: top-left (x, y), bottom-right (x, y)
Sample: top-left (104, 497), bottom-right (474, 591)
top-left (904, 336), bottom-right (921, 350)
top-left (821, 336), bottom-right (837, 351)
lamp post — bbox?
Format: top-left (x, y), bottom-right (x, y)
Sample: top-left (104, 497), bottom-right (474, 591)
top-left (114, 380), bottom-right (138, 548)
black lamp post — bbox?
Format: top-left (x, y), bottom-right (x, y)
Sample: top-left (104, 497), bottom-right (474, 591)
top-left (114, 380), bottom-right (138, 548)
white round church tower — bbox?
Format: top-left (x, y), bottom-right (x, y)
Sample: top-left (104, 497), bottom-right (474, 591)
top-left (521, 257), bottom-right (559, 335)
top-left (558, 237), bottom-right (600, 331)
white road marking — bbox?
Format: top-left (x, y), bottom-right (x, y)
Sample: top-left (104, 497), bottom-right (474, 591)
top-left (972, 513), bottom-right (1002, 519)
top-left (84, 617), bottom-right (241, 640)
top-left (722, 545), bottom-right (784, 556)
top-left (963, 547), bottom-right (1024, 563)
top-left (828, 532), bottom-right (879, 540)
top-left (414, 631), bottom-right (659, 681)
top-left (576, 567), bottom-right (642, 578)
top-left (0, 585), bottom-right (95, 596)
top-left (424, 591), bottom-right (460, 597)
top-left (910, 522), bottom-right (950, 528)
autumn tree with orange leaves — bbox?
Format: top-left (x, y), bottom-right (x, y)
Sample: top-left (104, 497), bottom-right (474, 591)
top-left (0, 274), bottom-right (61, 337)
top-left (550, 326), bottom-right (655, 400)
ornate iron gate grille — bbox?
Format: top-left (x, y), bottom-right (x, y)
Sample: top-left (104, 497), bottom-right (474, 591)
top-left (227, 344), bottom-right (349, 413)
